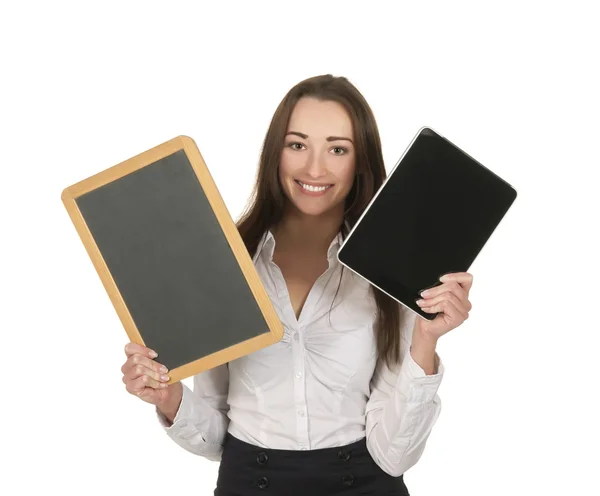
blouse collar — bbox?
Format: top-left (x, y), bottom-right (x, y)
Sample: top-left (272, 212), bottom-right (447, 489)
top-left (252, 221), bottom-right (349, 265)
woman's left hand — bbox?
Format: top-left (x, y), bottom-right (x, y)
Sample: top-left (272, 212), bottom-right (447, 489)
top-left (414, 272), bottom-right (474, 341)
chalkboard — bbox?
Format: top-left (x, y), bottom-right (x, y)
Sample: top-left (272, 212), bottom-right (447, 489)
top-left (61, 136), bottom-right (284, 384)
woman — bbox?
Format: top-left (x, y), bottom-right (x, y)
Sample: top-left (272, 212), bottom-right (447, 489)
top-left (121, 74), bottom-right (473, 495)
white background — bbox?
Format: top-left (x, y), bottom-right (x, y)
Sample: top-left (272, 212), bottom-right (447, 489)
top-left (2, 1), bottom-right (598, 494)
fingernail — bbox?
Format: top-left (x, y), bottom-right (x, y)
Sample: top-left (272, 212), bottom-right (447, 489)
top-left (420, 290), bottom-right (429, 296)
top-left (416, 299), bottom-right (425, 305)
top-left (149, 350), bottom-right (158, 358)
top-left (161, 375), bottom-right (170, 381)
top-left (159, 365), bottom-right (168, 373)
top-left (440, 275), bottom-right (450, 282)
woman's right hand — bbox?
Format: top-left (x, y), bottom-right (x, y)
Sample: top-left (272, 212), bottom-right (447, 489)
top-left (121, 342), bottom-right (182, 408)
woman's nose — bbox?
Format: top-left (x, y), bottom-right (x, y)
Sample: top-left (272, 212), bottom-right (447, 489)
top-left (305, 152), bottom-right (327, 178)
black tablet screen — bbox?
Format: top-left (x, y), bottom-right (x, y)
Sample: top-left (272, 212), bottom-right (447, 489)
top-left (337, 127), bottom-right (517, 319)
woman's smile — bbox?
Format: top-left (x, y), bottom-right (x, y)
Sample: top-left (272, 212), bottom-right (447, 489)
top-left (294, 179), bottom-right (334, 196)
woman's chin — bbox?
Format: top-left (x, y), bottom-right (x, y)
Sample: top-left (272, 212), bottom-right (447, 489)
top-left (290, 200), bottom-right (340, 218)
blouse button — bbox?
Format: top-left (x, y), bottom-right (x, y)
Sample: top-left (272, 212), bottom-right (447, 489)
top-left (295, 371), bottom-right (303, 379)
top-left (256, 452), bottom-right (269, 465)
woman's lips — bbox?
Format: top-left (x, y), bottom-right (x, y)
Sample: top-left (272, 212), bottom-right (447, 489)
top-left (294, 180), bottom-right (333, 196)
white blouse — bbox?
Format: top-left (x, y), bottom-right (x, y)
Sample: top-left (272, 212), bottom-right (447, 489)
top-left (157, 229), bottom-right (444, 477)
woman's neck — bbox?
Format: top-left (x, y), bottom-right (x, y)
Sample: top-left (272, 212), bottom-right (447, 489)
top-left (272, 207), bottom-right (344, 254)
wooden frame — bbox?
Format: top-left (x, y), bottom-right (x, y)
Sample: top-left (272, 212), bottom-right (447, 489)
top-left (61, 135), bottom-right (284, 384)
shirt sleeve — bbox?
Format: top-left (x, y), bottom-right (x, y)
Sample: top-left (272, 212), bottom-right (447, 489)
top-left (155, 362), bottom-right (230, 462)
top-left (365, 307), bottom-right (444, 477)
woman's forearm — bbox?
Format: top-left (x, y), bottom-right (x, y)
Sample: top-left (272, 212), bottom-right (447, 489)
top-left (157, 382), bottom-right (184, 425)
top-left (409, 327), bottom-right (439, 375)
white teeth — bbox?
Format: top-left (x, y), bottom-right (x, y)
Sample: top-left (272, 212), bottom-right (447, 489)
top-left (298, 181), bottom-right (331, 192)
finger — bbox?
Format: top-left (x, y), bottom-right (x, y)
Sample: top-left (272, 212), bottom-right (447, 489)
top-left (421, 280), bottom-right (468, 303)
top-left (430, 281), bottom-right (471, 312)
top-left (417, 290), bottom-right (470, 316)
top-left (125, 374), bottom-right (167, 396)
top-left (420, 297), bottom-right (469, 321)
top-left (128, 353), bottom-right (169, 375)
top-left (123, 360), bottom-right (170, 384)
top-left (124, 342), bottom-right (158, 359)
top-left (439, 272), bottom-right (474, 295)
top-left (124, 370), bottom-right (169, 393)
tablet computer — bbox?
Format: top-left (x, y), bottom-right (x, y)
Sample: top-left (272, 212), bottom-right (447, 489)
top-left (337, 126), bottom-right (517, 321)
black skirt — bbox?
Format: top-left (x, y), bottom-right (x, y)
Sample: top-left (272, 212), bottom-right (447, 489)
top-left (214, 432), bottom-right (410, 496)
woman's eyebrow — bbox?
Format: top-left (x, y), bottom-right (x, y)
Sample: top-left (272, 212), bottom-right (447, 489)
top-left (286, 131), bottom-right (353, 143)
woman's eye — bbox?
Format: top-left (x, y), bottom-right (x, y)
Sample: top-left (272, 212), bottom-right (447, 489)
top-left (288, 142), bottom-right (305, 151)
top-left (332, 147), bottom-right (347, 155)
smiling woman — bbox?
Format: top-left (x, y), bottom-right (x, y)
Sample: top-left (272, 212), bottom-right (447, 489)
top-left (121, 74), bottom-right (459, 496)
top-left (235, 76), bottom-right (402, 369)
top-left (279, 98), bottom-right (356, 212)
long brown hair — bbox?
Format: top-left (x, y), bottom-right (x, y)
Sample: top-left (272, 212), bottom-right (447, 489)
top-left (236, 74), bottom-right (403, 369)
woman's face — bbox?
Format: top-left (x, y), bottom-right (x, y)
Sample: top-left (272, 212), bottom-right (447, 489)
top-left (279, 97), bottom-right (356, 218)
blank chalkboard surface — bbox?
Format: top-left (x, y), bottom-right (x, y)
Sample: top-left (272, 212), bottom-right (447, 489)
top-left (61, 136), bottom-right (283, 384)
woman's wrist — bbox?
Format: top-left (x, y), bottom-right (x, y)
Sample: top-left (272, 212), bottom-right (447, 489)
top-left (157, 382), bottom-right (183, 424)
top-left (410, 327), bottom-right (439, 375)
